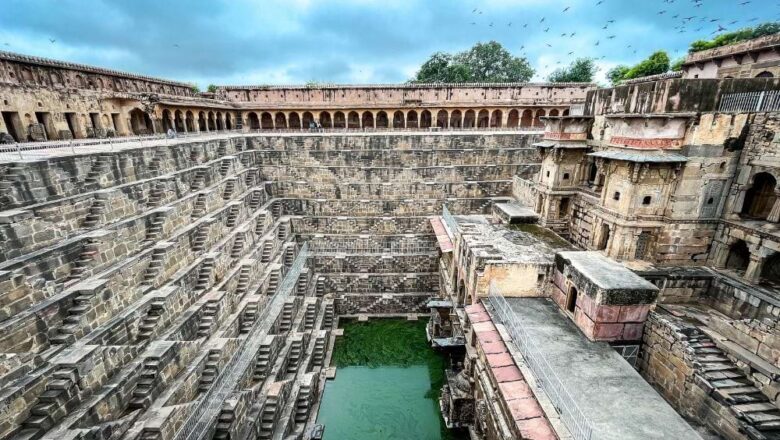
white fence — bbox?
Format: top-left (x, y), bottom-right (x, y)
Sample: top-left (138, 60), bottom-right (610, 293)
top-left (173, 243), bottom-right (309, 440)
top-left (487, 282), bottom-right (594, 440)
top-left (718, 90), bottom-right (780, 113)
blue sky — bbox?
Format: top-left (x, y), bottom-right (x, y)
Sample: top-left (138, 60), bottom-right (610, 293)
top-left (1, 0), bottom-right (778, 87)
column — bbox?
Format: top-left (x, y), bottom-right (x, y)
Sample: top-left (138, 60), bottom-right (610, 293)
top-left (744, 253), bottom-right (764, 282)
top-left (768, 194), bottom-right (780, 222)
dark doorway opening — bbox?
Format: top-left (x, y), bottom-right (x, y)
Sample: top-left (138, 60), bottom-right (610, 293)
top-left (2, 111), bottom-right (24, 142)
top-left (566, 286), bottom-right (578, 313)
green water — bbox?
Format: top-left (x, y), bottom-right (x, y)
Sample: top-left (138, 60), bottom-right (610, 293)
top-left (316, 319), bottom-right (467, 440)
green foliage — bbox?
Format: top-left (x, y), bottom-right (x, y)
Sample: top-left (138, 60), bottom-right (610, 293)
top-left (206, 84), bottom-right (218, 93)
top-left (548, 58), bottom-right (596, 82)
top-left (332, 319), bottom-right (438, 368)
top-left (607, 51), bottom-right (671, 85)
top-left (304, 80), bottom-right (321, 88)
top-left (689, 22), bottom-right (780, 53)
top-left (412, 41), bottom-right (534, 83)
top-left (188, 83), bottom-right (200, 93)
top-left (671, 57), bottom-right (685, 72)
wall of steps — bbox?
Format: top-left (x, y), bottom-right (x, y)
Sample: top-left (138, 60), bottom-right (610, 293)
top-left (0, 130), bottom-right (540, 439)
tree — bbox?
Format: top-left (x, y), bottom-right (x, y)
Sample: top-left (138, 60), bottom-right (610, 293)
top-left (607, 51), bottom-right (670, 85)
top-left (548, 58), bottom-right (596, 82)
top-left (689, 22), bottom-right (780, 53)
top-left (412, 41), bottom-right (534, 83)
top-left (188, 83), bottom-right (200, 93)
top-left (207, 84), bottom-right (218, 93)
top-left (671, 57), bottom-right (685, 72)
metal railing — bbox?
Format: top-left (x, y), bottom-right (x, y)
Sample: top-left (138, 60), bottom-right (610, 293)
top-left (487, 282), bottom-right (594, 440)
top-left (718, 90), bottom-right (780, 113)
top-left (441, 205), bottom-right (459, 235)
top-left (309, 240), bottom-right (436, 255)
top-left (173, 242), bottom-right (309, 440)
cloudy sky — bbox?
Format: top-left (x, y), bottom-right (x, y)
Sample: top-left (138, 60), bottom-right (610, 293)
top-left (1, 0), bottom-right (777, 88)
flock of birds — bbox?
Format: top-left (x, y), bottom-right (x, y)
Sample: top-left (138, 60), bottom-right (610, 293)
top-left (464, 0), bottom-right (772, 75)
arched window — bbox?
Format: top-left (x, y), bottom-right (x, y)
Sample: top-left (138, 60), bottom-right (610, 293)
top-left (741, 172), bottom-right (777, 220)
top-left (725, 240), bottom-right (750, 273)
top-left (756, 71), bottom-right (774, 78)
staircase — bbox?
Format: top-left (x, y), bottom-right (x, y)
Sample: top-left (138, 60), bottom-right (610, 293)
top-left (276, 222), bottom-right (288, 240)
top-left (687, 332), bottom-right (780, 440)
top-left (294, 384), bottom-right (312, 424)
top-left (230, 234), bottom-right (245, 258)
top-left (260, 241), bottom-right (274, 263)
top-left (50, 291), bottom-right (95, 344)
top-left (271, 202), bottom-right (281, 219)
top-left (197, 301), bottom-right (219, 338)
top-left (195, 258), bottom-right (215, 291)
top-left (226, 204), bottom-right (240, 227)
top-left (81, 198), bottom-right (106, 228)
top-left (136, 300), bottom-right (165, 342)
top-left (236, 266), bottom-right (252, 297)
top-left (148, 181), bottom-right (165, 208)
top-left (66, 240), bottom-right (100, 282)
top-left (190, 167), bottom-right (207, 191)
top-left (257, 396), bottom-right (278, 440)
top-left (321, 303), bottom-right (334, 329)
top-left (143, 212), bottom-right (166, 245)
top-left (85, 155), bottom-right (111, 186)
top-left (240, 302), bottom-right (258, 334)
top-left (222, 179), bottom-right (236, 200)
top-left (141, 247), bottom-right (167, 286)
top-left (191, 193), bottom-right (208, 218)
top-left (277, 302), bottom-right (294, 333)
top-left (219, 159), bottom-right (231, 177)
top-left (128, 358), bottom-right (161, 410)
top-left (192, 225), bottom-right (209, 252)
top-left (302, 303), bottom-right (317, 331)
top-left (16, 367), bottom-right (80, 436)
top-left (286, 339), bottom-right (303, 374)
top-left (267, 270), bottom-right (280, 295)
top-left (311, 335), bottom-right (326, 368)
top-left (213, 411), bottom-right (233, 440)
top-left (198, 350), bottom-right (220, 393)
top-left (253, 343), bottom-right (273, 382)
top-left (296, 277), bottom-right (308, 296)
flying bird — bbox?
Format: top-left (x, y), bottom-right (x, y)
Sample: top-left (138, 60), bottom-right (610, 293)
top-left (563, 6), bottom-right (570, 12)
top-left (49, 39), bottom-right (56, 43)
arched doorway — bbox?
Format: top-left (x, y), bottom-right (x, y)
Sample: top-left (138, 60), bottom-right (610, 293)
top-left (464, 110), bottom-right (476, 128)
top-left (436, 110), bottom-right (448, 128)
top-left (534, 109), bottom-right (546, 127)
top-left (407, 110), bottom-right (419, 129)
top-left (289, 112), bottom-right (301, 129)
top-left (362, 111), bottom-right (374, 129)
top-left (756, 71), bottom-right (774, 78)
top-left (741, 172), bottom-right (777, 220)
top-left (490, 110), bottom-right (502, 128)
top-left (477, 110), bottom-right (490, 128)
top-left (225, 113), bottom-right (233, 130)
top-left (598, 224), bottom-right (610, 250)
top-left (320, 112), bottom-right (332, 128)
top-left (450, 110), bottom-right (462, 128)
top-left (420, 110), bottom-right (432, 129)
top-left (197, 111), bottom-right (207, 131)
top-left (507, 110), bottom-right (519, 128)
top-left (392, 111), bottom-right (405, 129)
top-left (347, 111), bottom-right (360, 129)
top-left (376, 111), bottom-right (388, 128)
top-left (334, 111), bottom-right (346, 129)
top-left (207, 111), bottom-right (216, 131)
top-left (302, 112), bottom-right (314, 129)
top-left (247, 112), bottom-right (260, 130)
top-left (520, 109), bottom-right (533, 127)
top-left (725, 240), bottom-right (750, 273)
top-left (215, 112), bottom-right (224, 130)
top-left (186, 111), bottom-right (195, 132)
top-left (549, 109), bottom-right (560, 117)
top-left (274, 112), bottom-right (287, 129)
top-left (174, 110), bottom-right (184, 132)
top-left (129, 108), bottom-right (154, 135)
top-left (566, 286), bottom-right (578, 313)
top-left (760, 253), bottom-right (780, 286)
top-left (261, 112), bottom-right (273, 130)
top-left (162, 109), bottom-right (173, 132)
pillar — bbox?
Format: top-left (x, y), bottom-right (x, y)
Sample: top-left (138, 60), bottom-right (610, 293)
top-left (745, 253), bottom-right (764, 282)
top-left (768, 194), bottom-right (780, 222)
